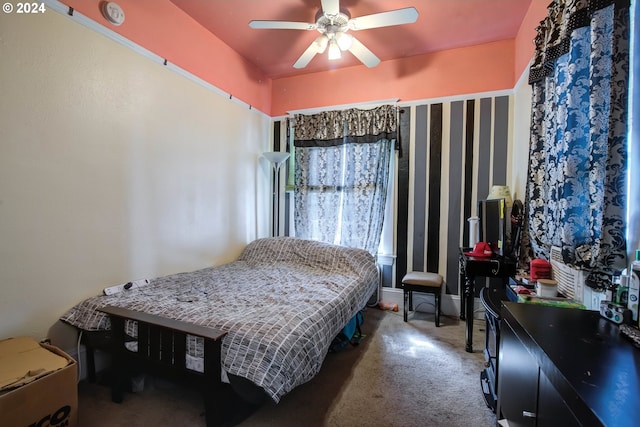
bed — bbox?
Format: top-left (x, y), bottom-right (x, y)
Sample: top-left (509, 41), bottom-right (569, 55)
top-left (60, 236), bottom-right (378, 425)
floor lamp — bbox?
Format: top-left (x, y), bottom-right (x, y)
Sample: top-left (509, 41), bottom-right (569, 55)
top-left (263, 151), bottom-right (290, 237)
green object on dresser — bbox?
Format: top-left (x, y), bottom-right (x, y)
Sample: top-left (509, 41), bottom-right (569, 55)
top-left (517, 294), bottom-right (586, 309)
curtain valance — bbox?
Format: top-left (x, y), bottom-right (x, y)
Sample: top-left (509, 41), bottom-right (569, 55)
top-left (529, 0), bottom-right (629, 84)
top-left (293, 105), bottom-right (397, 147)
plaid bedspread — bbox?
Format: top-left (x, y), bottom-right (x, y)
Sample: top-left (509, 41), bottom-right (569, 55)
top-left (60, 237), bottom-right (378, 402)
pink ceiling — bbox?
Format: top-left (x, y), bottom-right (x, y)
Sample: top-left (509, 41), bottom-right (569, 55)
top-left (169, 0), bottom-right (533, 79)
top-left (60, 0), bottom-right (546, 115)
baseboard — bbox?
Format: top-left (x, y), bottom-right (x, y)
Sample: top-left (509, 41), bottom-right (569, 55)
top-left (381, 288), bottom-right (486, 320)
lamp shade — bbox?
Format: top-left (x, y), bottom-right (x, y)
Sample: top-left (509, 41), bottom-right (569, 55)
top-left (262, 151), bottom-right (290, 168)
top-left (336, 32), bottom-right (353, 51)
top-left (487, 185), bottom-right (512, 207)
top-left (328, 39), bottom-right (341, 60)
top-left (314, 35), bottom-right (329, 54)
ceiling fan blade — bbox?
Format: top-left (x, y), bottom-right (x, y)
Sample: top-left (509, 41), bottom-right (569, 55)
top-left (293, 43), bottom-right (319, 69)
top-left (321, 0), bottom-right (340, 16)
top-left (249, 20), bottom-right (316, 30)
top-left (348, 37), bottom-right (380, 68)
top-left (348, 7), bottom-right (419, 31)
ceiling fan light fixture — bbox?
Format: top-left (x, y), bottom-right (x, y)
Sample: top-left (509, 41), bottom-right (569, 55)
top-left (335, 32), bottom-right (353, 51)
top-left (328, 39), bottom-right (341, 60)
top-left (314, 35), bottom-right (329, 53)
top-left (249, 2), bottom-right (420, 70)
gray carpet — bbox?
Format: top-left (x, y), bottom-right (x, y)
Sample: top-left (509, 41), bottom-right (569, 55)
top-left (78, 308), bottom-right (496, 426)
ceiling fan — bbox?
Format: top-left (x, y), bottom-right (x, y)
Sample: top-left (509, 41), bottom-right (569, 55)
top-left (249, 0), bottom-right (419, 69)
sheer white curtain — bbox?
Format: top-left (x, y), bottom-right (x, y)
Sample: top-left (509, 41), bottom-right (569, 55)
top-left (292, 105), bottom-right (396, 255)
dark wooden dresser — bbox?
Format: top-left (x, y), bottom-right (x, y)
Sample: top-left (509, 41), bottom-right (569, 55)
top-left (497, 302), bottom-right (640, 427)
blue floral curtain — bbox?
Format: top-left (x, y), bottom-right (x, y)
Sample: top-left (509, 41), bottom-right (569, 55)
top-left (525, 0), bottom-right (630, 275)
top-left (292, 105), bottom-right (396, 255)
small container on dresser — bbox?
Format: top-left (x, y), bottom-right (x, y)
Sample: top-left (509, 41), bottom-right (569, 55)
top-left (530, 258), bottom-right (552, 281)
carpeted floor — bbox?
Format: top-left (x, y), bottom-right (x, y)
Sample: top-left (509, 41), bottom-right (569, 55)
top-left (78, 308), bottom-right (496, 426)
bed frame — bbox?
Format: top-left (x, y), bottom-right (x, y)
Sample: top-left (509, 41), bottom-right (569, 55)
top-left (96, 305), bottom-right (227, 427)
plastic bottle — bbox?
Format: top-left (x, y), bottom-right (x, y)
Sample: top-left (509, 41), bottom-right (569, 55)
top-left (468, 216), bottom-right (479, 248)
top-left (628, 250), bottom-right (640, 323)
top-left (606, 275), bottom-right (619, 302)
top-left (617, 277), bottom-right (629, 306)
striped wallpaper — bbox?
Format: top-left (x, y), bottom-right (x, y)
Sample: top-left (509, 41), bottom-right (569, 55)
top-left (397, 95), bottom-right (512, 296)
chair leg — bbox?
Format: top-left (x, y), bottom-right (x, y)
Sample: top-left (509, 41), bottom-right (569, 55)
top-left (435, 292), bottom-right (441, 327)
top-left (409, 290), bottom-right (413, 311)
top-left (403, 290), bottom-right (409, 322)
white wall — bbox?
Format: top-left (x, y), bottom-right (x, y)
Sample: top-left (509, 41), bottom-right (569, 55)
top-left (510, 67), bottom-right (533, 202)
top-left (0, 11), bottom-right (272, 350)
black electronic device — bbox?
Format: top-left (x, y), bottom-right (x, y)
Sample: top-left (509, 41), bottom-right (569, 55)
top-left (478, 198), bottom-right (507, 257)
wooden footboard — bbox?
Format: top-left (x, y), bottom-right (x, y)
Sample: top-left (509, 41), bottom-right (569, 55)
top-left (98, 305), bottom-right (227, 427)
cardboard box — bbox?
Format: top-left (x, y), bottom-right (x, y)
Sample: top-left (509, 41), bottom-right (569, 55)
top-left (0, 336), bottom-right (77, 427)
